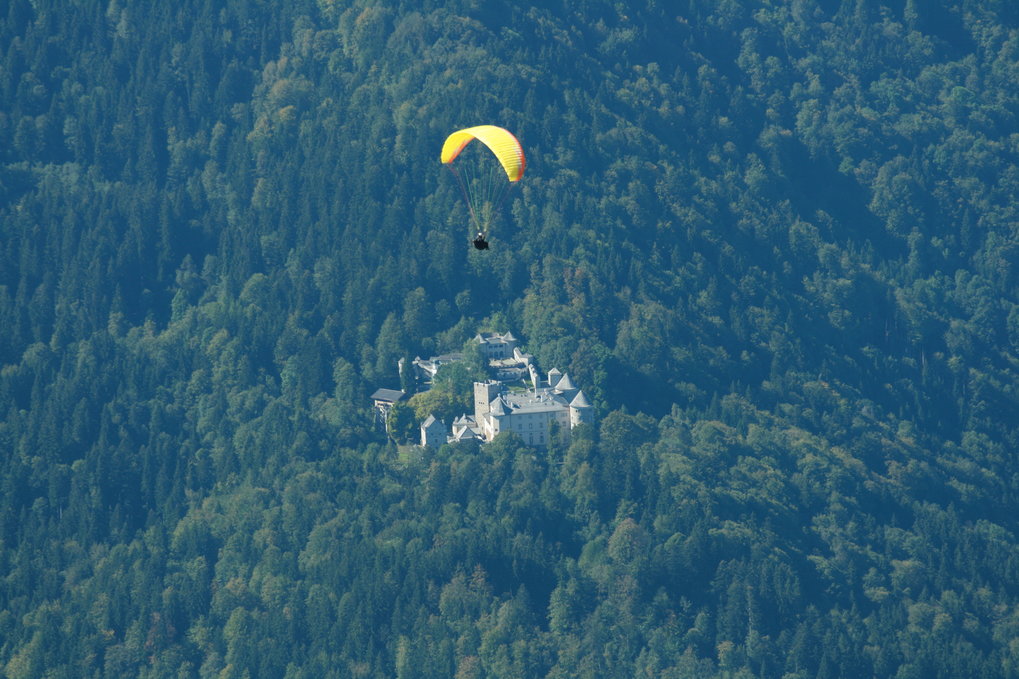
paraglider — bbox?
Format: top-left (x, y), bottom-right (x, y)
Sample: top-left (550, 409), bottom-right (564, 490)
top-left (441, 125), bottom-right (525, 249)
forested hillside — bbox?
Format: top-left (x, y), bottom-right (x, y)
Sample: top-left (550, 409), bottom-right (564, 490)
top-left (3, 0), bottom-right (1019, 676)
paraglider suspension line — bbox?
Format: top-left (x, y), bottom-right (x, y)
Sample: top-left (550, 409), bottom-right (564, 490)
top-left (447, 163), bottom-right (514, 237)
top-left (447, 165), bottom-right (481, 233)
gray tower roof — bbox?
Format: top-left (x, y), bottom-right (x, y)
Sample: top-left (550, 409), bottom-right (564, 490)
top-left (490, 396), bottom-right (507, 417)
top-left (554, 373), bottom-right (576, 392)
top-left (570, 390), bottom-right (591, 408)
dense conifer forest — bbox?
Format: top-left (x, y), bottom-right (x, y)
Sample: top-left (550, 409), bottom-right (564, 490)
top-left (3, 0), bottom-right (1019, 676)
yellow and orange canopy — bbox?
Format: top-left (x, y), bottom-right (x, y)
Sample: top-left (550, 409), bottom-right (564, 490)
top-left (440, 125), bottom-right (525, 182)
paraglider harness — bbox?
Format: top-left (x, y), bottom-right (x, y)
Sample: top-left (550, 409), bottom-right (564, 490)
top-left (473, 232), bottom-right (489, 250)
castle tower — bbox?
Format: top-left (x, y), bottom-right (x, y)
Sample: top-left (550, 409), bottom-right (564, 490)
top-left (554, 373), bottom-right (578, 402)
top-left (569, 390), bottom-right (594, 428)
top-left (502, 331), bottom-right (518, 355)
top-left (547, 367), bottom-right (562, 390)
top-left (474, 381), bottom-right (502, 420)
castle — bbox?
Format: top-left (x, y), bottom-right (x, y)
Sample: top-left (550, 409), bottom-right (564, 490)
top-left (443, 371), bottom-right (593, 447)
top-left (426, 363), bottom-right (594, 448)
top-left (374, 331), bottom-right (595, 448)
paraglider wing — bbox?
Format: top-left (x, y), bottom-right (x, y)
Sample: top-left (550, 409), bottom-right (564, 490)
top-left (441, 125), bottom-right (525, 241)
top-left (441, 125), bottom-right (525, 182)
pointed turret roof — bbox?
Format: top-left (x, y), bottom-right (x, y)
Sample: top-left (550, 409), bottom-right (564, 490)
top-left (570, 390), bottom-right (591, 408)
top-left (554, 373), bottom-right (576, 392)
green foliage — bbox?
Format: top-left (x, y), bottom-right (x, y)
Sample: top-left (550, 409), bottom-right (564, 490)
top-left (2, 0), bottom-right (1019, 677)
top-left (387, 402), bottom-right (418, 444)
top-left (407, 388), bottom-right (459, 425)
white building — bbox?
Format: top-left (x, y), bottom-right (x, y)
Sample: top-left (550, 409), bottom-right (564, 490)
top-left (411, 353), bottom-right (464, 384)
top-left (475, 332), bottom-right (518, 360)
top-left (449, 414), bottom-right (484, 443)
top-left (488, 345), bottom-right (534, 382)
top-left (466, 371), bottom-right (594, 447)
top-left (409, 333), bottom-right (535, 390)
top-left (420, 414), bottom-right (449, 448)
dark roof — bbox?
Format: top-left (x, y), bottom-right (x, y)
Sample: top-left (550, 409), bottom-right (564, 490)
top-left (370, 388), bottom-right (405, 403)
